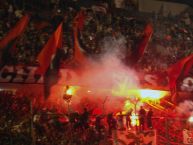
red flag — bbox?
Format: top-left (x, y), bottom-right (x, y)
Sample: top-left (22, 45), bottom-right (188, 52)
top-left (73, 11), bottom-right (88, 64)
top-left (73, 28), bottom-right (87, 64)
top-left (136, 23), bottom-right (153, 60)
top-left (0, 14), bottom-right (30, 49)
top-left (167, 53), bottom-right (193, 93)
top-left (36, 23), bottom-right (63, 75)
top-left (74, 10), bottom-right (86, 32)
top-left (183, 55), bottom-right (193, 76)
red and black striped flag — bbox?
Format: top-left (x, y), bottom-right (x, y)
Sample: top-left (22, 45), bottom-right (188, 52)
top-left (0, 14), bottom-right (30, 68)
top-left (167, 53), bottom-right (193, 102)
top-left (35, 23), bottom-right (63, 98)
top-left (130, 23), bottom-right (153, 65)
top-left (0, 14), bottom-right (30, 49)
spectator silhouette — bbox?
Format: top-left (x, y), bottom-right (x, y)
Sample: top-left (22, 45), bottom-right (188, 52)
top-left (139, 106), bottom-right (146, 131)
top-left (147, 108), bottom-right (153, 129)
top-left (126, 109), bottom-right (133, 130)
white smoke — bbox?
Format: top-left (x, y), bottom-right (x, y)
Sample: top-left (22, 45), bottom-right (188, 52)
top-left (71, 34), bottom-right (139, 112)
top-left (73, 34), bottom-right (139, 96)
top-left (49, 34), bottom-right (139, 113)
top-left (101, 33), bottom-right (127, 59)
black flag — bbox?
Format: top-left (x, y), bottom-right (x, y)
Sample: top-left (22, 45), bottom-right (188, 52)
top-left (43, 48), bottom-right (63, 98)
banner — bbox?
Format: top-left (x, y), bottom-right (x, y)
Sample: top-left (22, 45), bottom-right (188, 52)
top-left (0, 65), bottom-right (77, 84)
top-left (0, 65), bottom-right (193, 93)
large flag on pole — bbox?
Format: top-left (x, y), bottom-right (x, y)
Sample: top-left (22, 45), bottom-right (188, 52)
top-left (36, 23), bottom-right (63, 75)
top-left (43, 48), bottom-right (63, 98)
top-left (36, 23), bottom-right (63, 98)
top-left (74, 10), bottom-right (86, 32)
top-left (0, 39), bottom-right (17, 68)
top-left (73, 10), bottom-right (88, 64)
top-left (167, 53), bottom-right (193, 101)
top-left (131, 23), bottom-right (153, 64)
top-left (137, 23), bottom-right (153, 59)
top-left (0, 14), bottom-right (30, 49)
top-left (64, 10), bottom-right (89, 70)
top-left (183, 55), bottom-right (193, 76)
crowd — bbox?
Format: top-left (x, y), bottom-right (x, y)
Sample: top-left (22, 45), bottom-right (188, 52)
top-left (0, 0), bottom-right (193, 74)
top-left (141, 11), bottom-right (193, 73)
top-left (0, 90), bottom-right (190, 145)
top-left (0, 0), bottom-right (193, 144)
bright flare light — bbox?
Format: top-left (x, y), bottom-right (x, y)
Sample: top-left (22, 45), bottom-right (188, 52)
top-left (112, 84), bottom-right (169, 101)
top-left (131, 112), bottom-right (139, 126)
top-left (124, 100), bottom-right (134, 111)
top-left (65, 86), bottom-right (77, 95)
top-left (139, 89), bottom-right (169, 100)
top-left (188, 116), bottom-right (193, 123)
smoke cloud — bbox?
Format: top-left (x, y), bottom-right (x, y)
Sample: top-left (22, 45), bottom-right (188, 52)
top-left (46, 34), bottom-right (140, 114)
